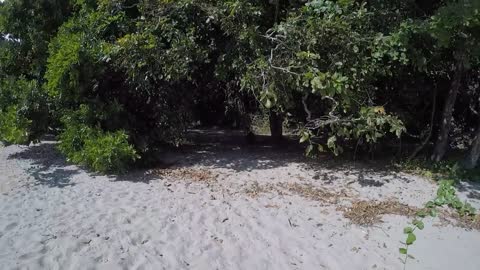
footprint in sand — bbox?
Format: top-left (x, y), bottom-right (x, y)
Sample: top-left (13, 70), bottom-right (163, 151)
top-left (4, 222), bottom-right (18, 231)
top-left (18, 250), bottom-right (40, 261)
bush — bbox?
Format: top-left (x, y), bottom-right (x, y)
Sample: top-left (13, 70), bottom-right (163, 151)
top-left (0, 77), bottom-right (48, 144)
top-left (0, 106), bottom-right (31, 144)
top-left (59, 126), bottom-right (138, 173)
top-left (58, 107), bottom-right (138, 173)
top-left (81, 130), bottom-right (138, 173)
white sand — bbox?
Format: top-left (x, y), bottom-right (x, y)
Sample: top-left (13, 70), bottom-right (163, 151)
top-left (1, 139), bottom-right (480, 270)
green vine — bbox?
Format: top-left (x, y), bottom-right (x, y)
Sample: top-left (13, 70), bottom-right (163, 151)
top-left (400, 180), bottom-right (476, 269)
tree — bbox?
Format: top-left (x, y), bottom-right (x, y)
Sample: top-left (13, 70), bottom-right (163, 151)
top-left (0, 0), bottom-right (73, 144)
top-left (243, 1), bottom-right (406, 155)
top-left (426, 0), bottom-right (479, 161)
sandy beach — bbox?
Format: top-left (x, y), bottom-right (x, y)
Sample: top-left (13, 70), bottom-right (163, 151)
top-left (1, 137), bottom-right (480, 270)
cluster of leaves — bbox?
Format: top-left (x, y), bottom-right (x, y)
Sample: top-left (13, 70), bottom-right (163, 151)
top-left (58, 105), bottom-right (138, 173)
top-left (400, 180), bottom-right (476, 267)
top-left (0, 77), bottom-right (48, 144)
top-left (300, 106), bottom-right (405, 156)
top-left (243, 1), bottom-right (408, 155)
top-left (0, 106), bottom-right (31, 144)
top-left (43, 1), bottom-right (204, 168)
top-left (0, 0), bottom-right (72, 144)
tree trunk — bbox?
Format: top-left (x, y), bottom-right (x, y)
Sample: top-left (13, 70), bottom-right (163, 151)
top-left (269, 110), bottom-right (283, 142)
top-left (409, 86), bottom-right (437, 160)
top-left (463, 123), bottom-right (480, 169)
top-left (274, 0), bottom-right (280, 25)
top-left (431, 61), bottom-right (464, 162)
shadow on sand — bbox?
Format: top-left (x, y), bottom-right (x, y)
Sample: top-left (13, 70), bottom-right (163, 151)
top-left (7, 142), bottom-right (80, 188)
top-left (6, 129), bottom-right (480, 198)
top-left (113, 129), bottom-right (310, 183)
top-left (166, 129), bottom-right (308, 171)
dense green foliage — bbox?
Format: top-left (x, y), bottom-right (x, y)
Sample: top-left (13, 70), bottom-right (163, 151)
top-left (243, 1), bottom-right (408, 154)
top-left (1, 0), bottom-right (479, 172)
top-left (58, 105), bottom-right (138, 173)
top-left (0, 76), bottom-right (47, 144)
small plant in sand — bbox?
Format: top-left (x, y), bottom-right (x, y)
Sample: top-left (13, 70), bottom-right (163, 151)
top-left (400, 180), bottom-right (476, 269)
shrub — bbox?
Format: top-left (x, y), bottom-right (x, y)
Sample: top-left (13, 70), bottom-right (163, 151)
top-left (0, 106), bottom-right (31, 144)
top-left (81, 130), bottom-right (139, 173)
top-left (59, 126), bottom-right (138, 173)
top-left (58, 107), bottom-right (138, 173)
top-left (0, 77), bottom-right (48, 144)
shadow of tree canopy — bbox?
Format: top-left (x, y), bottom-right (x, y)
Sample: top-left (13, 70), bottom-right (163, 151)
top-left (155, 129), bottom-right (310, 172)
top-left (154, 129), bottom-right (416, 187)
top-left (7, 129), bottom-right (474, 192)
top-left (457, 181), bottom-right (480, 202)
top-left (7, 142), bottom-right (80, 188)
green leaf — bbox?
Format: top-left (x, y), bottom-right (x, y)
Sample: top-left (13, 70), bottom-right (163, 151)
top-left (429, 208), bottom-right (437, 217)
top-left (403, 227), bottom-right (413, 234)
top-left (434, 197), bottom-right (445, 206)
top-left (317, 144), bottom-right (325, 152)
top-left (406, 232), bottom-right (416, 245)
top-left (413, 220), bottom-right (424, 230)
top-left (416, 210), bottom-right (427, 218)
top-left (306, 144), bottom-right (314, 156)
top-left (399, 248), bottom-right (407, 255)
top-left (265, 99), bottom-right (273, 109)
top-left (425, 201), bottom-right (435, 208)
top-left (327, 136), bottom-right (337, 149)
top-left (299, 132), bottom-right (310, 143)
top-left (451, 199), bottom-right (463, 209)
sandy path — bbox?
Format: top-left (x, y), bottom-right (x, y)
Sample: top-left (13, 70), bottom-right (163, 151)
top-left (1, 140), bottom-right (480, 270)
